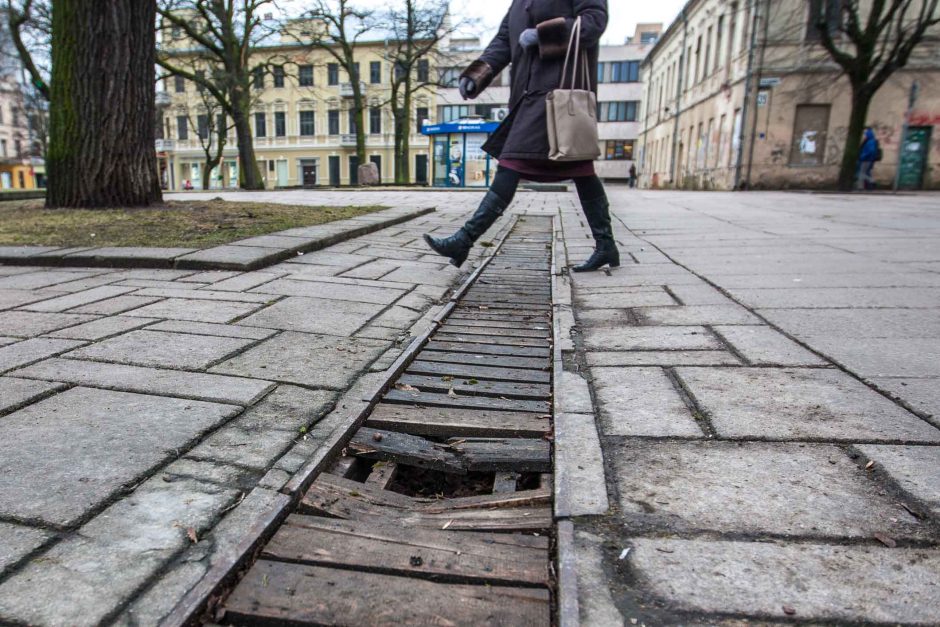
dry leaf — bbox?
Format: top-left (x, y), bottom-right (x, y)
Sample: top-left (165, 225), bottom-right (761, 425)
top-left (442, 520), bottom-right (453, 530)
top-left (187, 527), bottom-right (198, 543)
top-left (395, 383), bottom-right (420, 392)
top-left (782, 606), bottom-right (796, 616)
top-left (447, 387), bottom-right (459, 398)
top-left (874, 532), bottom-right (897, 548)
top-left (865, 460), bottom-right (875, 470)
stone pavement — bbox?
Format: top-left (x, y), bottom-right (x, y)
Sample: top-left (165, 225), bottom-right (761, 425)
top-left (0, 191), bottom-right (535, 626)
top-left (556, 189), bottom-right (940, 625)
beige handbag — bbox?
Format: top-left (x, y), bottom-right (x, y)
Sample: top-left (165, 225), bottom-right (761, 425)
top-left (546, 16), bottom-right (601, 161)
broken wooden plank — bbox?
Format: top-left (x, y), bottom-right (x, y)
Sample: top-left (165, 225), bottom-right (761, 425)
top-left (416, 350), bottom-right (549, 370)
top-left (365, 461), bottom-right (398, 489)
top-left (366, 404), bottom-right (551, 438)
top-left (406, 359), bottom-right (550, 384)
top-left (383, 388), bottom-right (550, 414)
top-left (348, 428), bottom-right (466, 474)
top-left (261, 516), bottom-right (549, 586)
top-left (425, 340), bottom-right (550, 359)
top-left (449, 437), bottom-right (552, 473)
top-left (300, 472), bottom-right (414, 517)
top-left (396, 373), bottom-right (550, 401)
top-left (419, 487), bottom-right (551, 513)
top-left (223, 561), bottom-right (551, 626)
top-left (324, 455), bottom-right (360, 478)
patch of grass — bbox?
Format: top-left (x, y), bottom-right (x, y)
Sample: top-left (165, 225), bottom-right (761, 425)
top-left (0, 199), bottom-right (385, 248)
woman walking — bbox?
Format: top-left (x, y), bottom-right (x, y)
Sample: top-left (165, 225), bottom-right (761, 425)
top-left (423, 0), bottom-right (618, 273)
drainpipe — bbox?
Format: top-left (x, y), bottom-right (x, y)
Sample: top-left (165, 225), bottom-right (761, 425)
top-left (744, 0), bottom-right (771, 189)
top-left (669, 9), bottom-right (688, 186)
top-left (639, 57), bottom-right (652, 180)
top-left (733, 0), bottom-right (762, 189)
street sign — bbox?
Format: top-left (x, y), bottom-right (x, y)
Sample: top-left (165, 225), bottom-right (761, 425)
top-left (759, 77), bottom-right (780, 88)
top-left (756, 91), bottom-right (769, 107)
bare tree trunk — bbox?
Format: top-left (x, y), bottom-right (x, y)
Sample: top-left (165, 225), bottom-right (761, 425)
top-left (231, 87), bottom-right (263, 190)
top-left (838, 87), bottom-right (872, 191)
top-left (47, 0), bottom-right (161, 208)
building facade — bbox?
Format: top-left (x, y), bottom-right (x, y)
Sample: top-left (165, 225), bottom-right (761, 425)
top-left (157, 24), bottom-right (435, 190)
top-left (639, 0), bottom-right (940, 190)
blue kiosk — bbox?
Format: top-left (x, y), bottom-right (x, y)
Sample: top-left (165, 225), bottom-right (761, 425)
top-left (421, 119), bottom-right (500, 188)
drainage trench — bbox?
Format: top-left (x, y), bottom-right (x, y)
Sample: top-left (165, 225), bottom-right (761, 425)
top-left (215, 216), bottom-right (555, 625)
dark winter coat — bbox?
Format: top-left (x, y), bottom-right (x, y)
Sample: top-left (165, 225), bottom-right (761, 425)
top-left (461, 0), bottom-right (608, 160)
top-left (858, 128), bottom-right (879, 162)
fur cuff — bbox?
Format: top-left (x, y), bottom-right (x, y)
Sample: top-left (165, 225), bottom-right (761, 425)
top-left (537, 17), bottom-right (570, 60)
top-left (460, 60), bottom-right (496, 96)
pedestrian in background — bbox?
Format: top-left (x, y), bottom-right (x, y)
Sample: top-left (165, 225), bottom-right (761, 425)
top-left (857, 127), bottom-right (881, 190)
top-left (629, 164), bottom-right (637, 188)
top-left (423, 0), bottom-right (619, 273)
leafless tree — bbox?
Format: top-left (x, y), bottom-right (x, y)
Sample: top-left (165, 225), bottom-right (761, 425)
top-left (157, 0), bottom-right (286, 190)
top-left (808, 0), bottom-right (940, 189)
top-left (5, 0), bottom-right (50, 99)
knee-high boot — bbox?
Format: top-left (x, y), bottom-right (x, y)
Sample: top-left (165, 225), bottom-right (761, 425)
top-left (423, 191), bottom-right (509, 267)
top-left (572, 195), bottom-right (620, 272)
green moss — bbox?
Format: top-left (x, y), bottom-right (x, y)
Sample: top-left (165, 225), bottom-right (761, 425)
top-left (0, 199), bottom-right (385, 247)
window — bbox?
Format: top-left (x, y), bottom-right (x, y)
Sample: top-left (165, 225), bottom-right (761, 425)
top-left (176, 115), bottom-right (188, 140)
top-left (370, 155), bottom-right (382, 182)
top-left (174, 75), bottom-right (185, 93)
top-left (715, 16), bottom-right (724, 73)
top-left (274, 111), bottom-right (286, 137)
top-left (195, 70), bottom-right (206, 92)
top-left (299, 111), bottom-right (315, 136)
top-left (254, 112), bottom-right (266, 138)
top-left (416, 106), bottom-right (429, 130)
top-left (417, 59), bottom-right (430, 82)
top-left (273, 66), bottom-right (285, 88)
top-left (350, 62), bottom-right (360, 82)
top-left (369, 107), bottom-right (381, 134)
top-left (217, 114), bottom-right (226, 138)
top-left (252, 67), bottom-right (264, 89)
top-left (298, 65), bottom-right (314, 87)
top-left (597, 101), bottom-right (638, 122)
top-left (605, 140), bottom-right (635, 160)
top-left (438, 105), bottom-right (470, 122)
top-left (14, 140), bottom-right (21, 158)
top-left (370, 61), bottom-right (381, 83)
top-left (640, 31), bottom-right (658, 44)
top-left (328, 109), bottom-right (340, 135)
top-left (197, 114), bottom-right (209, 140)
top-left (694, 36), bottom-right (701, 82)
top-left (394, 61), bottom-right (407, 80)
top-left (328, 63), bottom-right (339, 85)
top-left (171, 25), bottom-right (182, 38)
top-left (0, 139), bottom-right (5, 156)
top-left (789, 104), bottom-right (830, 166)
top-left (598, 61), bottom-right (639, 83)
top-left (704, 26), bottom-right (712, 77)
top-left (439, 67), bottom-right (461, 88)
top-left (806, 0), bottom-right (842, 41)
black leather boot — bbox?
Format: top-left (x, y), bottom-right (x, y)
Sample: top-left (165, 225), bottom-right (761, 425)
top-left (423, 191), bottom-right (508, 267)
top-left (572, 196), bottom-right (620, 273)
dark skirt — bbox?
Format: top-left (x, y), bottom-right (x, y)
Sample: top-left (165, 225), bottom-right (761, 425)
top-left (499, 158), bottom-right (596, 183)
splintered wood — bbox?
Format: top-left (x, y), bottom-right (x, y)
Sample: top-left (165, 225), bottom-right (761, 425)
top-left (219, 217), bottom-right (555, 626)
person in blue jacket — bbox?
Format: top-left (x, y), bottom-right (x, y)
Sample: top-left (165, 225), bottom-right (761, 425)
top-left (857, 127), bottom-right (880, 190)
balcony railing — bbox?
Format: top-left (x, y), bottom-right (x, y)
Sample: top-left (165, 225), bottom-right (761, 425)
top-left (339, 81), bottom-right (366, 97)
top-left (155, 139), bottom-right (175, 152)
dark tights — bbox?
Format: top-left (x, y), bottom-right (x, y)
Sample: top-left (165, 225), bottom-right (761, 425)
top-left (488, 165), bottom-right (607, 206)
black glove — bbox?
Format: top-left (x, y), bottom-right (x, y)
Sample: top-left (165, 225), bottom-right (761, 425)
top-left (459, 76), bottom-right (477, 100)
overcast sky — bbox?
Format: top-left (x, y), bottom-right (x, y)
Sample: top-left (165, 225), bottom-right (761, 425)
top-left (452, 0), bottom-right (688, 45)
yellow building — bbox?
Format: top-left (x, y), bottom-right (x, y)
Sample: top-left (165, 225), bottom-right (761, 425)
top-left (157, 23), bottom-right (436, 190)
top-left (0, 74), bottom-right (39, 190)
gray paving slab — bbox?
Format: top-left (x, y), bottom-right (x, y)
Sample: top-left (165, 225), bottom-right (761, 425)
top-left (625, 538), bottom-right (940, 624)
top-left (15, 358), bottom-right (274, 405)
top-left (0, 337), bottom-right (86, 373)
top-left (64, 246), bottom-right (197, 264)
top-left (0, 270), bottom-right (105, 290)
top-left (250, 277), bottom-right (407, 305)
top-left (0, 288), bottom-right (63, 311)
top-left (173, 244), bottom-right (285, 270)
top-left (555, 371), bottom-right (594, 415)
top-left (634, 305), bottom-right (761, 326)
top-left (677, 367), bottom-right (940, 441)
top-left (145, 320), bottom-right (277, 340)
top-left (586, 350), bottom-right (740, 367)
top-left (46, 315), bottom-right (159, 340)
top-left (760, 307), bottom-right (940, 339)
top-left (210, 331), bottom-right (389, 389)
top-left (608, 440), bottom-right (925, 539)
top-left (869, 377), bottom-right (939, 419)
top-left (65, 330), bottom-right (257, 370)
top-left (730, 286), bottom-right (940, 309)
top-left (0, 246), bottom-right (61, 258)
top-left (208, 271), bottom-right (286, 292)
top-left (554, 414), bottom-right (610, 517)
top-left (0, 478), bottom-right (237, 627)
top-left (68, 294), bottom-right (163, 315)
top-left (583, 326), bottom-right (721, 351)
top-left (122, 297), bottom-right (264, 323)
top-left (0, 310), bottom-right (99, 337)
top-left (131, 287), bottom-right (273, 303)
top-left (712, 325), bottom-right (828, 366)
top-left (21, 285), bottom-right (139, 312)
top-left (0, 387), bottom-right (239, 527)
top-left (237, 295), bottom-right (378, 336)
top-left (0, 377), bottom-right (65, 415)
top-left (578, 289), bottom-right (677, 309)
top-left (0, 521), bottom-right (53, 576)
top-left (592, 367), bottom-right (702, 437)
top-left (805, 337), bottom-right (940, 378)
top-left (855, 444), bottom-right (940, 515)
top-left (175, 270), bottom-right (241, 283)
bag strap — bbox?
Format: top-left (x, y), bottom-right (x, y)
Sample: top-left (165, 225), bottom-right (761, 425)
top-left (559, 16), bottom-right (582, 91)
